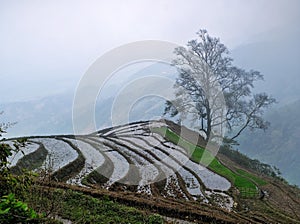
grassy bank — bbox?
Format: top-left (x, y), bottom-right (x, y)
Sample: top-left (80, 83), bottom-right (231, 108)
top-left (152, 127), bottom-right (267, 195)
top-left (27, 186), bottom-right (164, 224)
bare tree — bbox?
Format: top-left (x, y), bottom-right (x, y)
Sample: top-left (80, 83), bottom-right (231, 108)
top-left (165, 29), bottom-right (276, 143)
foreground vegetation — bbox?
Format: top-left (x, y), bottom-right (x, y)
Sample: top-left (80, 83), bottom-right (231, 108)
top-left (0, 135), bottom-right (163, 223)
top-left (26, 186), bottom-right (164, 224)
top-left (1, 178), bottom-right (164, 223)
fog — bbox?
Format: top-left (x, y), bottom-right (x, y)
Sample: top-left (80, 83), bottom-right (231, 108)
top-left (1, 0), bottom-right (299, 103)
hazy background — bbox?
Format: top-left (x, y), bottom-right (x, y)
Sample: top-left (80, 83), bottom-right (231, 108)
top-left (1, 0), bottom-right (300, 185)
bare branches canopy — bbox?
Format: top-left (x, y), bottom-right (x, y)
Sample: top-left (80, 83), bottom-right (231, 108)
top-left (165, 29), bottom-right (276, 143)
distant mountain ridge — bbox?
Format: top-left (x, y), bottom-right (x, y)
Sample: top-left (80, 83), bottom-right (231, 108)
top-left (238, 99), bottom-right (300, 186)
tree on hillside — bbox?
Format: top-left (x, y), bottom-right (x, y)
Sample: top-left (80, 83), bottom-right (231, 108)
top-left (165, 29), bottom-right (276, 143)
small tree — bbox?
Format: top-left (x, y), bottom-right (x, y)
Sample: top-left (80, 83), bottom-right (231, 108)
top-left (0, 114), bottom-right (18, 197)
top-left (1, 115), bottom-right (31, 197)
top-left (165, 30), bottom-right (276, 143)
top-left (0, 113), bottom-right (41, 223)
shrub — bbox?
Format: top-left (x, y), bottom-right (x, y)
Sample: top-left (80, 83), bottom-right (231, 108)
top-left (0, 193), bottom-right (39, 223)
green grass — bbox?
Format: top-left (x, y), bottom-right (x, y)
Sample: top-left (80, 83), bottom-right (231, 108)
top-left (236, 169), bottom-right (267, 186)
top-left (61, 191), bottom-right (163, 223)
top-left (208, 159), bottom-right (257, 189)
top-left (27, 188), bottom-right (164, 224)
top-left (152, 127), bottom-right (261, 193)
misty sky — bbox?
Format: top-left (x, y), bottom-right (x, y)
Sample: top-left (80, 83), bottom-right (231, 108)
top-left (1, 0), bottom-right (300, 102)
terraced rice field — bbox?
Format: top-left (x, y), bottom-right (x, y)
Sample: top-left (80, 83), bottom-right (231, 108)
top-left (6, 120), bottom-right (240, 210)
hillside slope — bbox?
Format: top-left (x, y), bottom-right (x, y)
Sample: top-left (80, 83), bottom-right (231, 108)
top-left (4, 120), bottom-right (300, 223)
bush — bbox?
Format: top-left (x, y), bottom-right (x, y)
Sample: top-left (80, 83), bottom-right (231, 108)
top-left (148, 214), bottom-right (164, 223)
top-left (0, 193), bottom-right (39, 223)
top-left (0, 124), bottom-right (40, 223)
